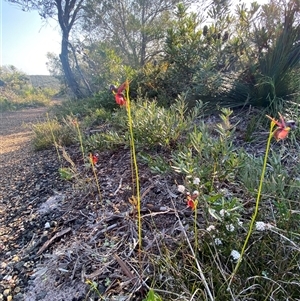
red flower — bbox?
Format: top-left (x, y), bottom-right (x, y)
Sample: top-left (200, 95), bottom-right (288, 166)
top-left (187, 198), bottom-right (196, 210)
top-left (117, 80), bottom-right (129, 94)
top-left (110, 80), bottom-right (129, 106)
top-left (186, 191), bottom-right (199, 210)
top-left (115, 93), bottom-right (127, 106)
top-left (266, 113), bottom-right (295, 141)
top-left (89, 153), bottom-right (99, 165)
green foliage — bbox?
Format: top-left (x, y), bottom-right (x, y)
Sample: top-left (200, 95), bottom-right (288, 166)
top-left (31, 117), bottom-right (77, 150)
top-left (84, 130), bottom-right (127, 151)
top-left (139, 152), bottom-right (172, 174)
top-left (127, 95), bottom-right (202, 148)
top-left (84, 95), bottom-right (204, 151)
top-left (129, 0), bottom-right (300, 112)
top-left (172, 108), bottom-right (242, 186)
top-left (143, 289), bottom-right (163, 301)
top-left (28, 75), bottom-right (61, 90)
top-left (41, 85), bottom-right (299, 300)
top-left (51, 90), bottom-right (116, 120)
top-left (149, 223), bottom-right (300, 300)
top-left (238, 148), bottom-right (300, 204)
top-left (0, 65), bottom-right (56, 111)
top-left (133, 2), bottom-right (239, 107)
top-left (82, 42), bottom-right (136, 91)
top-left (58, 167), bottom-right (74, 180)
top-left (231, 0), bottom-right (300, 109)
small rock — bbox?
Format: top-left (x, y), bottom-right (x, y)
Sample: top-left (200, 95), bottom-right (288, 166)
top-left (36, 291), bottom-right (47, 300)
top-left (14, 261), bottom-right (25, 272)
top-left (7, 296), bottom-right (12, 301)
top-left (3, 275), bottom-right (12, 281)
top-left (12, 255), bottom-right (19, 262)
top-left (50, 220), bottom-right (57, 227)
top-left (14, 286), bottom-right (21, 293)
top-left (3, 289), bottom-right (10, 297)
top-left (14, 293), bottom-right (24, 301)
top-left (44, 222), bottom-right (51, 229)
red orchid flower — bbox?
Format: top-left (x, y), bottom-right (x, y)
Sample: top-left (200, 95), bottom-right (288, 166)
top-left (110, 80), bottom-right (129, 106)
top-left (115, 93), bottom-right (127, 106)
top-left (266, 113), bottom-right (295, 141)
top-left (187, 197), bottom-right (196, 210)
top-left (186, 190), bottom-right (199, 210)
top-left (89, 153), bottom-right (99, 165)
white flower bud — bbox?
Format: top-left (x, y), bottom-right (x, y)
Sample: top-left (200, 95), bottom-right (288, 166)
top-left (206, 225), bottom-right (216, 232)
top-left (230, 250), bottom-right (241, 261)
top-left (226, 224), bottom-right (235, 232)
top-left (214, 238), bottom-right (223, 245)
top-left (177, 185), bottom-right (186, 193)
top-left (193, 177), bottom-right (200, 185)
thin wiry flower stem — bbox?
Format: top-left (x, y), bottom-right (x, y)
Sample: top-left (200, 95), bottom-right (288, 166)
top-left (228, 120), bottom-right (275, 287)
top-left (171, 199), bottom-right (214, 301)
top-left (47, 113), bottom-right (61, 164)
top-left (74, 120), bottom-right (85, 164)
top-left (89, 155), bottom-right (102, 209)
top-left (194, 202), bottom-right (198, 251)
top-left (126, 86), bottom-right (142, 251)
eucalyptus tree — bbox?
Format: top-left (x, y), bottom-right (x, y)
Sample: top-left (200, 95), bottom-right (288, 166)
top-left (7, 0), bottom-right (87, 98)
top-left (82, 0), bottom-right (193, 68)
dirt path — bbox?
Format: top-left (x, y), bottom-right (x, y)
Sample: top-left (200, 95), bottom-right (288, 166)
top-left (0, 107), bottom-right (48, 154)
top-left (0, 105), bottom-right (71, 300)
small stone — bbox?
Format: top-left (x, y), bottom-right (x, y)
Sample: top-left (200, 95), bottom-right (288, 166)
top-left (44, 222), bottom-right (51, 229)
top-left (14, 287), bottom-right (21, 293)
top-left (14, 261), bottom-right (25, 272)
top-left (50, 220), bottom-right (57, 227)
top-left (3, 289), bottom-right (10, 297)
top-left (7, 296), bottom-right (12, 301)
top-left (36, 291), bottom-right (47, 300)
top-left (12, 255), bottom-right (19, 262)
top-left (0, 262), bottom-right (7, 269)
top-left (14, 293), bottom-right (24, 301)
top-left (3, 275), bottom-right (12, 281)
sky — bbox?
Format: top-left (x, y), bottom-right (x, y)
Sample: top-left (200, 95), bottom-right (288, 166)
top-left (0, 0), bottom-right (61, 75)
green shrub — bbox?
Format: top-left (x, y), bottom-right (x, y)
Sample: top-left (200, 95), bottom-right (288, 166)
top-left (84, 95), bottom-right (204, 152)
top-left (31, 118), bottom-right (77, 150)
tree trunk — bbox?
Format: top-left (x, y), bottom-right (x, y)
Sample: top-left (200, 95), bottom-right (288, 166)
top-left (60, 33), bottom-right (84, 98)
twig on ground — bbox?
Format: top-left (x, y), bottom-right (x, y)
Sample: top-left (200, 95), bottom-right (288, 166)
top-left (36, 227), bottom-right (72, 256)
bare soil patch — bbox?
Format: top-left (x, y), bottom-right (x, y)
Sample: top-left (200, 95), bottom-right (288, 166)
top-left (0, 104), bottom-right (74, 300)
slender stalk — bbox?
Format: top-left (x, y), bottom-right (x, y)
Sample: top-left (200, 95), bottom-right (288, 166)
top-left (89, 154), bottom-right (102, 208)
top-left (194, 201), bottom-right (198, 251)
top-left (74, 119), bottom-right (85, 163)
top-left (129, 137), bottom-right (136, 196)
top-left (171, 199), bottom-right (214, 301)
top-left (228, 120), bottom-right (275, 287)
top-left (47, 113), bottom-right (61, 163)
top-left (126, 86), bottom-right (142, 251)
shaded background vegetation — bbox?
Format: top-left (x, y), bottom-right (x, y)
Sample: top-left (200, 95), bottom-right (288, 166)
top-left (2, 0), bottom-right (299, 114)
top-left (0, 65), bottom-right (60, 111)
